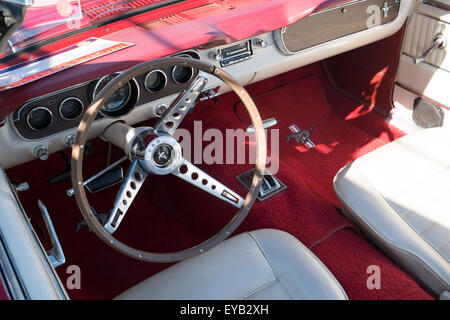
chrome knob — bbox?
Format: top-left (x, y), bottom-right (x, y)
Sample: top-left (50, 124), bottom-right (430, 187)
top-left (65, 134), bottom-right (76, 146)
top-left (254, 38), bottom-right (268, 48)
top-left (16, 182), bottom-right (29, 192)
top-left (34, 145), bottom-right (49, 160)
top-left (209, 51), bottom-right (223, 61)
top-left (155, 104), bottom-right (167, 116)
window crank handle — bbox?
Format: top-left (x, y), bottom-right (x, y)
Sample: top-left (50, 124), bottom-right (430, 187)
top-left (413, 34), bottom-right (447, 65)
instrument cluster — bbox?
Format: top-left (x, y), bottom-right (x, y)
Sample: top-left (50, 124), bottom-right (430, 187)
top-left (11, 51), bottom-right (199, 140)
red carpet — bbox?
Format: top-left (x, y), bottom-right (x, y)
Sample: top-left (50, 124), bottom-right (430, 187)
top-left (325, 87), bottom-right (406, 144)
top-left (312, 230), bottom-right (431, 300)
top-left (6, 64), bottom-right (431, 300)
top-left (236, 75), bottom-right (388, 205)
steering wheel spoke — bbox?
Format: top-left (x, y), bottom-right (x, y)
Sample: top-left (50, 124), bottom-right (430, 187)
top-left (153, 76), bottom-right (208, 135)
top-left (104, 160), bottom-right (148, 234)
top-left (173, 158), bottom-right (244, 208)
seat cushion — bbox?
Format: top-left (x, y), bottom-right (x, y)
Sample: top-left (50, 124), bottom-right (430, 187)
top-left (334, 127), bottom-right (450, 296)
top-left (115, 229), bottom-right (347, 300)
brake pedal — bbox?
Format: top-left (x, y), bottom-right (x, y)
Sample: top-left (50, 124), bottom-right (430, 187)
top-left (237, 169), bottom-right (286, 201)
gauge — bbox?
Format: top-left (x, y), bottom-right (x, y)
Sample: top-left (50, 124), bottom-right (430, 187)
top-left (172, 65), bottom-right (194, 84)
top-left (59, 97), bottom-right (84, 120)
top-left (93, 73), bottom-right (135, 117)
top-left (144, 70), bottom-right (167, 93)
top-left (26, 107), bottom-right (53, 130)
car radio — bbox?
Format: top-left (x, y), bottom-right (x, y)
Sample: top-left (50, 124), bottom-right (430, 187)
top-left (214, 40), bottom-right (253, 67)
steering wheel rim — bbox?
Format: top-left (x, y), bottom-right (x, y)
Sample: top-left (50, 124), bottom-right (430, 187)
top-left (71, 57), bottom-right (267, 263)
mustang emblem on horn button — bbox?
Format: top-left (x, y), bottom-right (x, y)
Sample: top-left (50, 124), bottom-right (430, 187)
top-left (153, 144), bottom-right (173, 167)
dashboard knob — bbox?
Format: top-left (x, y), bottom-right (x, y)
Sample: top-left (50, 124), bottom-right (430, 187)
top-left (15, 182), bottom-right (30, 192)
top-left (209, 51), bottom-right (223, 61)
top-left (155, 104), bottom-right (167, 116)
top-left (34, 145), bottom-right (49, 161)
top-left (65, 134), bottom-right (76, 146)
top-left (254, 38), bottom-right (268, 48)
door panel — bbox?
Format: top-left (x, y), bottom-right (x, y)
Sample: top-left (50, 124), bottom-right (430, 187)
top-left (402, 13), bottom-right (449, 72)
top-left (393, 0), bottom-right (450, 131)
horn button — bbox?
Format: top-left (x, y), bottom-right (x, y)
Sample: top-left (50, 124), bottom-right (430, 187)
top-left (140, 134), bottom-right (182, 175)
top-left (153, 144), bottom-right (173, 167)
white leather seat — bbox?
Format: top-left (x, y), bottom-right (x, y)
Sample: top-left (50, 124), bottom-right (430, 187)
top-left (334, 127), bottom-right (450, 297)
top-left (116, 229), bottom-right (347, 300)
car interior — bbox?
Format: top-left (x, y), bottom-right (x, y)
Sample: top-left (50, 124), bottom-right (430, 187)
top-left (0, 0), bottom-right (448, 300)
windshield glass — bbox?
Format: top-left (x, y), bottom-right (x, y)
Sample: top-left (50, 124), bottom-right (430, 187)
top-left (2, 0), bottom-right (180, 57)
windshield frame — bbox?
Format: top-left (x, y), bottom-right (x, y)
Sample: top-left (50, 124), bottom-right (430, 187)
top-left (0, 0), bottom-right (188, 64)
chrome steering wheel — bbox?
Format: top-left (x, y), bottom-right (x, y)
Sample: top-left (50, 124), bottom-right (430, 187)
top-left (71, 57), bottom-right (266, 263)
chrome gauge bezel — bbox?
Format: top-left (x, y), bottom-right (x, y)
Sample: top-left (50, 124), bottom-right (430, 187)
top-left (26, 107), bottom-right (53, 131)
top-left (171, 54), bottom-right (194, 85)
top-left (93, 73), bottom-right (140, 118)
top-left (144, 69), bottom-right (168, 93)
top-left (59, 97), bottom-right (85, 121)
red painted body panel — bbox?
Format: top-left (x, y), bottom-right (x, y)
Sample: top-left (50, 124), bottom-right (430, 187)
top-left (0, 0), bottom-right (326, 118)
top-left (0, 277), bottom-right (8, 300)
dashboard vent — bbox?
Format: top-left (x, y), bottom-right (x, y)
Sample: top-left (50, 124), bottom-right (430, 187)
top-left (139, 13), bottom-right (191, 30)
top-left (82, 0), bottom-right (167, 20)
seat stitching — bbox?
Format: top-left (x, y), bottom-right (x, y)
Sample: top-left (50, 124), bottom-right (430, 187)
top-left (402, 211), bottom-right (436, 236)
top-left (420, 221), bottom-right (437, 235)
top-left (239, 280), bottom-right (279, 300)
top-left (438, 241), bottom-right (449, 252)
top-left (246, 232), bottom-right (295, 300)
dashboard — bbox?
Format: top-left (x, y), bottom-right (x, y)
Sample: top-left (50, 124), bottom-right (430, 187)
top-left (12, 51), bottom-right (200, 140)
top-left (0, 0), bottom-right (413, 169)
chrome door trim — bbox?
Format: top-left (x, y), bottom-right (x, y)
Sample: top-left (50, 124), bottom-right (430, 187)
top-left (0, 168), bottom-right (68, 300)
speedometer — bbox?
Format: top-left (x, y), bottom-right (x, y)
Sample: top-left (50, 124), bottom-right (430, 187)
top-left (93, 73), bottom-right (138, 117)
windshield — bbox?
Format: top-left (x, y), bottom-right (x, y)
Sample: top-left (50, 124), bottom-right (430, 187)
top-left (2, 0), bottom-right (182, 58)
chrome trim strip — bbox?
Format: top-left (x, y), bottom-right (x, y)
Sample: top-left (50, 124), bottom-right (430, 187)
top-left (0, 232), bottom-right (26, 299)
top-left (312, 0), bottom-right (367, 15)
top-left (423, 0), bottom-right (450, 11)
top-left (3, 0), bottom-right (34, 5)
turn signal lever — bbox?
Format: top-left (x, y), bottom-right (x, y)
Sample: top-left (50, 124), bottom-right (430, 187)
top-left (413, 34), bottom-right (447, 64)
